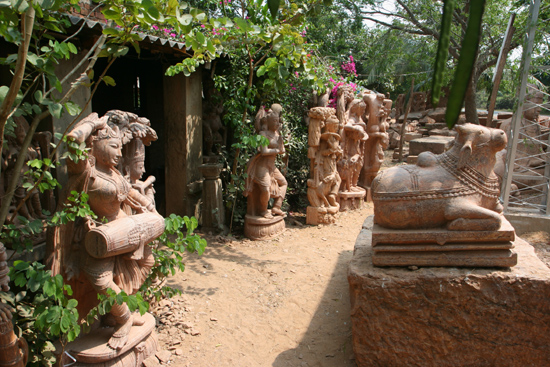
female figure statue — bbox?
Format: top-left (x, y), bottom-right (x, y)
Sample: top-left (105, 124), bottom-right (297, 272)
top-left (49, 112), bottom-right (164, 351)
top-left (244, 104), bottom-right (288, 218)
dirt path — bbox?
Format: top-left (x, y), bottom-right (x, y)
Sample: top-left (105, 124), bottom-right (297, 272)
top-left (152, 204), bottom-right (374, 366)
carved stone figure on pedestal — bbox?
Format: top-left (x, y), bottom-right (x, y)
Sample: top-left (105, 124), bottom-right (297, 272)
top-left (371, 123), bottom-right (517, 267)
top-left (335, 85), bottom-right (368, 211)
top-left (0, 243), bottom-right (28, 367)
top-left (244, 104), bottom-right (288, 240)
top-left (358, 92), bottom-right (390, 198)
top-left (48, 112), bottom-right (164, 365)
top-left (306, 108), bottom-right (342, 224)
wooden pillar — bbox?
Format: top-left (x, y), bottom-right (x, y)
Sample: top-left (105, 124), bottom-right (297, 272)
top-left (164, 68), bottom-right (203, 216)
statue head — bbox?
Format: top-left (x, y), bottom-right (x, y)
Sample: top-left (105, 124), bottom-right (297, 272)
top-left (122, 139), bottom-right (146, 182)
top-left (90, 125), bottom-right (123, 168)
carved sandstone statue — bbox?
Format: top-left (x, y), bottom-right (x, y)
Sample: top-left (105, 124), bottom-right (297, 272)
top-left (48, 112), bottom-right (164, 352)
top-left (373, 123), bottom-right (507, 231)
top-left (335, 85), bottom-right (368, 210)
top-left (359, 92), bottom-right (390, 190)
top-left (306, 108), bottom-right (342, 224)
top-left (244, 104), bottom-right (288, 239)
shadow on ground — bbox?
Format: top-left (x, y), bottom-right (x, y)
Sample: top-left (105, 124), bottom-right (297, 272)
top-left (272, 250), bottom-right (358, 367)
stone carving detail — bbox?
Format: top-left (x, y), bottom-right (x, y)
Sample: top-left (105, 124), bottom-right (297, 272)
top-left (203, 88), bottom-right (225, 157)
top-left (410, 92), bottom-right (427, 113)
top-left (306, 107), bottom-right (342, 224)
top-left (0, 243), bottom-right (28, 367)
top-left (358, 92), bottom-right (390, 191)
top-left (371, 123), bottom-right (516, 267)
top-left (48, 111), bottom-right (164, 363)
top-left (243, 104), bottom-right (287, 240)
top-left (335, 85), bottom-right (368, 211)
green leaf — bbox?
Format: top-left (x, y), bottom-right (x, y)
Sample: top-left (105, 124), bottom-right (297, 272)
top-left (64, 101), bottom-right (81, 116)
top-left (195, 31), bottom-right (206, 47)
top-left (48, 103), bottom-right (63, 119)
top-left (445, 0), bottom-right (486, 128)
top-left (103, 9), bottom-right (121, 20)
top-left (102, 76), bottom-right (116, 86)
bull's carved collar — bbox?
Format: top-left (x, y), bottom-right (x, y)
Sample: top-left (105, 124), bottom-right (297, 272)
top-left (437, 152), bottom-right (500, 199)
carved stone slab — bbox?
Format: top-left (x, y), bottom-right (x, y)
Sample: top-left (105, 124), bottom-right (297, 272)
top-left (371, 216), bottom-right (517, 267)
top-left (372, 216), bottom-right (515, 246)
top-left (338, 190), bottom-right (365, 211)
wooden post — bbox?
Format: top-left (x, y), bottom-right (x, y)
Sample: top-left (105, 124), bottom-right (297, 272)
top-left (487, 13), bottom-right (516, 127)
top-left (398, 78), bottom-right (415, 162)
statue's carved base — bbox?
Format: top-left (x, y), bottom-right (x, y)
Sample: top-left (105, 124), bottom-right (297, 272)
top-left (244, 213), bottom-right (286, 240)
top-left (349, 216), bottom-right (550, 366)
top-left (338, 190), bottom-right (366, 211)
top-left (372, 215), bottom-right (517, 267)
top-left (58, 313), bottom-right (158, 367)
top-left (306, 206), bottom-right (338, 225)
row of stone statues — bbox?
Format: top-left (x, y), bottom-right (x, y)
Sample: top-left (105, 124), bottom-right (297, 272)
top-left (241, 85), bottom-right (392, 235)
top-left (304, 86), bottom-right (391, 225)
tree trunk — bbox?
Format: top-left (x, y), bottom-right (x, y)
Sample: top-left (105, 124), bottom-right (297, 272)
top-left (464, 74), bottom-right (479, 124)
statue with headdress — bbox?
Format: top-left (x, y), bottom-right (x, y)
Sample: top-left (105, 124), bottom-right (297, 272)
top-left (306, 107), bottom-right (343, 224)
top-left (243, 104), bottom-right (288, 240)
top-left (335, 85), bottom-right (369, 210)
top-left (47, 111), bottom-right (164, 362)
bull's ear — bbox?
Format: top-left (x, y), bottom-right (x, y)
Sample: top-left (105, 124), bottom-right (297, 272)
top-left (455, 124), bottom-right (466, 136)
top-left (458, 142), bottom-right (472, 169)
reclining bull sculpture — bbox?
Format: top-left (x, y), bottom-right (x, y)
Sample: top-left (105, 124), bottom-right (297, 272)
top-left (372, 123), bottom-right (507, 231)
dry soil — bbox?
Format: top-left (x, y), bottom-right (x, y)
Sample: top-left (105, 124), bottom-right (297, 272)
top-left (152, 204), bottom-right (375, 367)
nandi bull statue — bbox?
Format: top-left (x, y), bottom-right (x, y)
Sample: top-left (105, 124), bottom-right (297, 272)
top-left (372, 123), bottom-right (507, 231)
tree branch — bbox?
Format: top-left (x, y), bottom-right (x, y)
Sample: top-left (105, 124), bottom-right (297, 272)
top-left (0, 7), bottom-right (36, 174)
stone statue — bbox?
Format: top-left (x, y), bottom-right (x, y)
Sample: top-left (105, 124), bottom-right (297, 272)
top-left (358, 92), bottom-right (390, 191)
top-left (371, 123), bottom-right (517, 268)
top-left (411, 92), bottom-right (427, 113)
top-left (48, 111), bottom-right (164, 355)
top-left (243, 104), bottom-right (288, 239)
top-left (306, 108), bottom-right (342, 224)
top-left (335, 85), bottom-right (368, 210)
top-left (0, 243), bottom-right (28, 367)
top-left (373, 123), bottom-right (507, 231)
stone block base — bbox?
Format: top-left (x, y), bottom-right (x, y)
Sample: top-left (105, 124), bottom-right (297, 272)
top-left (58, 313), bottom-right (158, 366)
top-left (306, 206), bottom-right (337, 225)
top-left (348, 216), bottom-right (550, 367)
top-left (244, 214), bottom-right (285, 240)
top-left (338, 190), bottom-right (366, 211)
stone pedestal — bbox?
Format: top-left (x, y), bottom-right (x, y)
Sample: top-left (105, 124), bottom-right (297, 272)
top-left (306, 206), bottom-right (337, 225)
top-left (244, 214), bottom-right (285, 240)
top-left (372, 216), bottom-right (517, 267)
top-left (349, 216), bottom-right (550, 367)
top-left (58, 313), bottom-right (158, 366)
top-left (338, 190), bottom-right (365, 211)
top-left (199, 163), bottom-right (225, 233)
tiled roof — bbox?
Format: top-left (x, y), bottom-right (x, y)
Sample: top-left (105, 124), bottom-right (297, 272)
top-left (67, 14), bottom-right (188, 51)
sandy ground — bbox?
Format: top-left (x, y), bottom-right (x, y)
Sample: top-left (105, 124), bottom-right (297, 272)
top-left (152, 204), bottom-right (375, 367)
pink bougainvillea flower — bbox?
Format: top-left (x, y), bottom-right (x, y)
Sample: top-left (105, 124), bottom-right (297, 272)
top-left (201, 24), bottom-right (206, 28)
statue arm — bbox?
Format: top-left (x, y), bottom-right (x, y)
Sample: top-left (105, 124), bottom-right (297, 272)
top-left (66, 115), bottom-right (108, 174)
top-left (127, 188), bottom-right (155, 213)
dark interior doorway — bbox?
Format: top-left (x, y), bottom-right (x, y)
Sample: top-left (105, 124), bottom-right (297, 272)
top-left (93, 50), bottom-right (166, 215)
